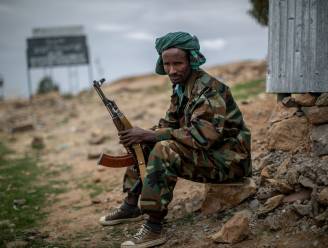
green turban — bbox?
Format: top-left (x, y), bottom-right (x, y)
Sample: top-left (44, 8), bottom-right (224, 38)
top-left (155, 32), bottom-right (206, 75)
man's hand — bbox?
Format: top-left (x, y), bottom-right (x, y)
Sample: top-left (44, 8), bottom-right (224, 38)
top-left (118, 127), bottom-right (156, 147)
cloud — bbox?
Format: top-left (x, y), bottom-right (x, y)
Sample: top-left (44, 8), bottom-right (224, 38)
top-left (0, 4), bottom-right (12, 13)
top-left (201, 38), bottom-right (227, 51)
top-left (124, 31), bottom-right (154, 42)
top-left (94, 24), bottom-right (128, 32)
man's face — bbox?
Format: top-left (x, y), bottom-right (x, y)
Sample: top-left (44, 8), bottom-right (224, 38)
top-left (162, 48), bottom-right (192, 85)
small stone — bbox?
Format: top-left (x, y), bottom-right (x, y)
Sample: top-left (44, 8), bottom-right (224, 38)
top-left (316, 93), bottom-right (328, 106)
top-left (13, 199), bottom-right (26, 207)
top-left (258, 194), bottom-right (284, 216)
top-left (266, 178), bottom-right (293, 194)
top-left (40, 231), bottom-right (50, 239)
top-left (293, 93), bottom-right (317, 107)
top-left (260, 166), bottom-right (271, 178)
top-left (11, 122), bottom-right (34, 133)
top-left (91, 198), bottom-right (102, 204)
top-left (286, 168), bottom-right (299, 185)
top-left (318, 187), bottom-right (328, 205)
top-left (257, 187), bottom-right (276, 200)
top-left (93, 177), bottom-right (101, 183)
top-left (97, 167), bottom-right (106, 172)
top-left (293, 203), bottom-right (312, 216)
top-left (311, 124), bottom-right (328, 156)
top-left (256, 155), bottom-right (272, 171)
top-left (173, 205), bottom-right (182, 211)
top-left (314, 209), bottom-right (328, 222)
top-left (295, 110), bottom-right (304, 117)
top-left (276, 158), bottom-right (290, 177)
top-left (88, 134), bottom-right (106, 145)
top-left (302, 106), bottom-right (328, 125)
top-left (87, 149), bottom-right (102, 160)
top-left (249, 199), bottom-right (259, 210)
top-left (283, 190), bottom-right (311, 203)
top-left (299, 176), bottom-right (316, 189)
top-left (31, 135), bottom-right (45, 149)
top-left (281, 97), bottom-right (297, 108)
top-left (210, 210), bottom-right (251, 244)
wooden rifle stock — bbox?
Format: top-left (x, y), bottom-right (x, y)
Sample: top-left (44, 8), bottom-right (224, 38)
top-left (92, 79), bottom-right (146, 182)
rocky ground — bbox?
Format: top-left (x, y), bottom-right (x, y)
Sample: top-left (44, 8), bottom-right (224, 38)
top-left (0, 60), bottom-right (327, 248)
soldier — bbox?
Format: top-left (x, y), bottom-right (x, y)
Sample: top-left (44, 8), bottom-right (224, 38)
top-left (99, 31), bottom-right (252, 248)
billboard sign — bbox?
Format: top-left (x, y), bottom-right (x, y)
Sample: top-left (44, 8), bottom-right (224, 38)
top-left (27, 35), bottom-right (89, 68)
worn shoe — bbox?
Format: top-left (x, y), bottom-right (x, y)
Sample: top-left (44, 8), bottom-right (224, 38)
top-left (121, 223), bottom-right (167, 248)
top-left (99, 204), bottom-right (143, 226)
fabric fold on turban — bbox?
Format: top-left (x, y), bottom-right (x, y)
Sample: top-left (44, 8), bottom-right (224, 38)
top-left (155, 32), bottom-right (206, 75)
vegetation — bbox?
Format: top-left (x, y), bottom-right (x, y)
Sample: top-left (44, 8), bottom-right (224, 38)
top-left (248, 0), bottom-right (269, 26)
top-left (0, 142), bottom-right (66, 247)
top-left (37, 76), bottom-right (59, 95)
top-left (231, 78), bottom-right (266, 101)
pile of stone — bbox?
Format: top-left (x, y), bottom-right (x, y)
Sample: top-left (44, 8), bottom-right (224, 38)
top-left (253, 92), bottom-right (328, 233)
top-left (205, 93), bottom-right (328, 244)
top-left (267, 92), bottom-right (328, 156)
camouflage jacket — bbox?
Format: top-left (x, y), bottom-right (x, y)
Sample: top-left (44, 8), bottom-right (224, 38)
top-left (154, 69), bottom-right (252, 176)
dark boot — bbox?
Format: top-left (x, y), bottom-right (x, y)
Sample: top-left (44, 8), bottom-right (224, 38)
top-left (99, 201), bottom-right (143, 226)
top-left (120, 220), bottom-right (166, 248)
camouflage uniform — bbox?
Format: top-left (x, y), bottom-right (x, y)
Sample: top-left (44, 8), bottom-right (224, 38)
top-left (123, 69), bottom-right (251, 218)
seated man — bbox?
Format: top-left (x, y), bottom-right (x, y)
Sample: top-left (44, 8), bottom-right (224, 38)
top-left (99, 31), bottom-right (252, 248)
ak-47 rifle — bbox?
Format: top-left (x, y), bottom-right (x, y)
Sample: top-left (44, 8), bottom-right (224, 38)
top-left (93, 78), bottom-right (146, 183)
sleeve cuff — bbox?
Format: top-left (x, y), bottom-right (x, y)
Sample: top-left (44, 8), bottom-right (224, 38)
top-left (154, 128), bottom-right (172, 141)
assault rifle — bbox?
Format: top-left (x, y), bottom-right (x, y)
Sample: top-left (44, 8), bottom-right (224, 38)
top-left (93, 78), bottom-right (146, 182)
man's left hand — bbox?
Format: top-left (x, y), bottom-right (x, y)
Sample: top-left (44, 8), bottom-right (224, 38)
top-left (118, 127), bottom-right (156, 147)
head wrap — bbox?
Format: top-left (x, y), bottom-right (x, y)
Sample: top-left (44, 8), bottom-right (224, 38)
top-left (155, 32), bottom-right (206, 75)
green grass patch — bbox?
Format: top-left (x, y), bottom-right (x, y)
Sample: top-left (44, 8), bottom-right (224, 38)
top-left (0, 141), bottom-right (67, 247)
top-left (77, 179), bottom-right (115, 199)
top-left (75, 173), bottom-right (116, 199)
top-left (230, 78), bottom-right (266, 101)
top-left (82, 182), bottom-right (104, 198)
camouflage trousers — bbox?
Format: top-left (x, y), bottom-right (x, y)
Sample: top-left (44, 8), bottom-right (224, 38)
top-left (123, 140), bottom-right (246, 218)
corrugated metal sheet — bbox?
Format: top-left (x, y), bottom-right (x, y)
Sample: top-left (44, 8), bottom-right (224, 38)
top-left (267, 0), bottom-right (328, 92)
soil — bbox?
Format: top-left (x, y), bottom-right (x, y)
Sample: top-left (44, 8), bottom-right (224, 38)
top-left (1, 60), bottom-right (327, 248)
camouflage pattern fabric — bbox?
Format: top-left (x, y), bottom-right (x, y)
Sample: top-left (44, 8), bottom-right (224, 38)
top-left (123, 69), bottom-right (251, 216)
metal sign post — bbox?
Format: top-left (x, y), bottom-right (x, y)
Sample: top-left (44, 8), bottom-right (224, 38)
top-left (0, 75), bottom-right (4, 101)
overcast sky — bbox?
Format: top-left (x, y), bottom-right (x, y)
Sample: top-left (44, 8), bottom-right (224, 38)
top-left (0, 0), bottom-right (268, 99)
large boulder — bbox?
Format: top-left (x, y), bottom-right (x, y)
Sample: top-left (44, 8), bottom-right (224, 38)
top-left (201, 178), bottom-right (256, 214)
top-left (293, 93), bottom-right (317, 107)
top-left (302, 106), bottom-right (328, 125)
top-left (267, 116), bottom-right (309, 151)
